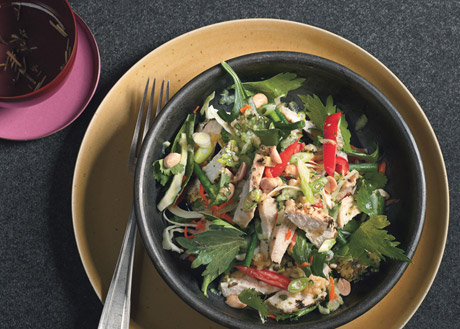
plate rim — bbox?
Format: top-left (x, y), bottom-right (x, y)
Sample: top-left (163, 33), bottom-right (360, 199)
top-left (71, 18), bottom-right (449, 328)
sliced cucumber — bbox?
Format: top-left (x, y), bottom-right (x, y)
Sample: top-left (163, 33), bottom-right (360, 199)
top-left (158, 133), bottom-right (188, 211)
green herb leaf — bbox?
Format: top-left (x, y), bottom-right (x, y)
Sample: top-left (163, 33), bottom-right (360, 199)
top-left (356, 174), bottom-right (388, 216)
top-left (299, 94), bottom-right (335, 129)
top-left (152, 159), bottom-right (171, 186)
top-left (356, 182), bottom-right (379, 216)
top-left (346, 145), bottom-right (379, 163)
top-left (238, 289), bottom-right (268, 318)
top-left (218, 62), bottom-right (249, 122)
top-left (170, 163), bottom-right (185, 175)
top-left (219, 172), bottom-right (231, 187)
top-left (290, 230), bottom-right (325, 277)
top-left (342, 219), bottom-right (360, 233)
top-left (310, 250), bottom-right (328, 278)
top-left (363, 171), bottom-right (388, 190)
top-left (299, 94), bottom-right (352, 151)
top-left (273, 120), bottom-right (306, 131)
top-left (242, 73), bottom-right (306, 101)
top-left (275, 305), bottom-right (318, 321)
top-left (211, 172), bottom-right (233, 205)
top-left (345, 215), bottom-right (412, 264)
top-left (176, 226), bottom-right (245, 278)
top-left (253, 128), bottom-right (280, 146)
top-left (152, 160), bottom-right (185, 186)
top-left (291, 231), bottom-right (313, 264)
top-left (355, 114), bottom-right (368, 131)
top-left (339, 114), bottom-right (352, 152)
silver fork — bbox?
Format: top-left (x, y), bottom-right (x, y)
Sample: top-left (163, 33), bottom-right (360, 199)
top-left (98, 78), bottom-right (169, 329)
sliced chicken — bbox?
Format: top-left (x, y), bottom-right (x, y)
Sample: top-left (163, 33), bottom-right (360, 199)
top-left (258, 196), bottom-right (278, 257)
top-left (284, 199), bottom-right (336, 248)
top-left (220, 272), bottom-right (280, 297)
top-left (203, 148), bottom-right (225, 183)
top-left (258, 196), bottom-right (278, 239)
top-left (337, 195), bottom-right (361, 228)
top-left (265, 274), bottom-right (328, 314)
top-left (320, 189), bottom-right (335, 209)
top-left (269, 211), bottom-right (297, 264)
top-left (233, 153), bottom-right (265, 228)
top-left (334, 170), bottom-right (359, 201)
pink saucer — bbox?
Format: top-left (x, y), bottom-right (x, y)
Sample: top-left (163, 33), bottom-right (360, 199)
top-left (0, 14), bottom-right (100, 141)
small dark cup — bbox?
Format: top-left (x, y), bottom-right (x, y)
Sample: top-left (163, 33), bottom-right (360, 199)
top-left (0, 0), bottom-right (77, 108)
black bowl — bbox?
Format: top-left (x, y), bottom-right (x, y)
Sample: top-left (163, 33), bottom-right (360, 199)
top-left (134, 51), bottom-right (426, 328)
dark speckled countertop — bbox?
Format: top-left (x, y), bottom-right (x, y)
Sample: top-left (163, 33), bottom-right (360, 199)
top-left (0, 0), bottom-right (458, 328)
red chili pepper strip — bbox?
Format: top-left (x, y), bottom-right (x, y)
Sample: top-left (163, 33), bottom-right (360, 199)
top-left (335, 155), bottom-right (349, 175)
top-left (219, 213), bottom-right (234, 224)
top-left (264, 140), bottom-right (305, 177)
top-left (184, 226), bottom-right (195, 239)
top-left (323, 112), bottom-right (342, 176)
top-left (235, 265), bottom-right (291, 290)
top-left (312, 200), bottom-right (324, 208)
top-left (193, 219), bottom-right (206, 232)
top-left (378, 161), bottom-right (386, 174)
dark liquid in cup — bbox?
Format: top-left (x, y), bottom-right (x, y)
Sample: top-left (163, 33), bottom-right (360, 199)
top-left (0, 2), bottom-right (70, 97)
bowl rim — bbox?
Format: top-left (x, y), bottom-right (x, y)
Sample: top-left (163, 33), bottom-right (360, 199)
top-left (0, 0), bottom-right (78, 102)
top-left (134, 51), bottom-right (426, 328)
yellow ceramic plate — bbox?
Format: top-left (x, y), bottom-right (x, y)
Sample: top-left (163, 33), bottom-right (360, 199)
top-left (72, 19), bottom-right (449, 329)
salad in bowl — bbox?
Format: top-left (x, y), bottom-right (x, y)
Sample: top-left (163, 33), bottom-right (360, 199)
top-left (148, 60), bottom-right (414, 322)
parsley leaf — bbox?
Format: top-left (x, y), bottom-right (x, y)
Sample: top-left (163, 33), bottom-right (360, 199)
top-left (356, 174), bottom-right (387, 216)
top-left (299, 94), bottom-right (352, 151)
top-left (243, 73), bottom-right (306, 101)
top-left (356, 182), bottom-right (380, 216)
top-left (363, 171), bottom-right (388, 190)
top-left (212, 172), bottom-right (233, 205)
top-left (176, 226), bottom-right (245, 278)
top-left (345, 215), bottom-right (411, 264)
top-left (220, 172), bottom-right (231, 187)
top-left (298, 94), bottom-right (335, 129)
top-left (238, 289), bottom-right (268, 319)
top-left (152, 160), bottom-right (184, 186)
top-left (170, 163), bottom-right (185, 175)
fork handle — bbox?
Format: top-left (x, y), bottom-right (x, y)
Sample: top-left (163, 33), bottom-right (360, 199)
top-left (98, 206), bottom-right (137, 329)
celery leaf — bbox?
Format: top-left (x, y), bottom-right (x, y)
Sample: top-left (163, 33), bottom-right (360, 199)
top-left (346, 215), bottom-right (411, 264)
